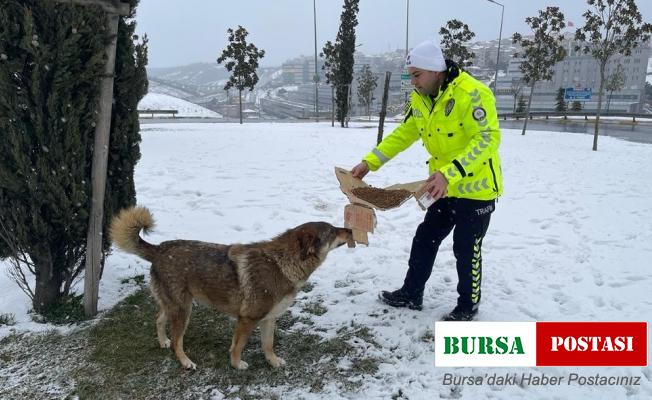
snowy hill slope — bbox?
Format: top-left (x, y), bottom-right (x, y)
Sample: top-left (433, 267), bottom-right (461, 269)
top-left (138, 93), bottom-right (222, 118)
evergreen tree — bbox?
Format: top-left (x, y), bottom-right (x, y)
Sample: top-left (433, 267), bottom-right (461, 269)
top-left (321, 0), bottom-right (360, 127)
top-left (512, 6), bottom-right (567, 135)
top-left (555, 87), bottom-right (568, 112)
top-left (217, 25), bottom-right (265, 124)
top-left (571, 101), bottom-right (583, 111)
top-left (516, 95), bottom-right (527, 113)
top-left (605, 63), bottom-right (625, 112)
top-left (0, 0), bottom-right (147, 313)
top-left (356, 64), bottom-right (378, 120)
top-left (439, 19), bottom-right (476, 67)
top-left (575, 0), bottom-right (651, 150)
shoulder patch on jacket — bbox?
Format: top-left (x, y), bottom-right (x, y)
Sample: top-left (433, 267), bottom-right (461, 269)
top-left (472, 107), bottom-right (486, 121)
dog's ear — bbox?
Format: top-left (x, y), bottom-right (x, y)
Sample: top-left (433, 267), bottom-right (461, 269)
top-left (299, 232), bottom-right (320, 260)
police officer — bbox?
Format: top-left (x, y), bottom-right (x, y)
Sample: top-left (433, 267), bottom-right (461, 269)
top-left (351, 40), bottom-right (503, 321)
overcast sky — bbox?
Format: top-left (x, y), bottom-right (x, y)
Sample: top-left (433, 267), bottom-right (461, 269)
top-left (134, 0), bottom-right (652, 68)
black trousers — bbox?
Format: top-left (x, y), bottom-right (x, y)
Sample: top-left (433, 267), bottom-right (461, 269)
top-left (402, 197), bottom-right (494, 310)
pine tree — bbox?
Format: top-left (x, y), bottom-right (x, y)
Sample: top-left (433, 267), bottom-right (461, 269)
top-left (516, 95), bottom-right (527, 113)
top-left (321, 0), bottom-right (360, 127)
top-left (512, 6), bottom-right (567, 135)
top-left (575, 0), bottom-right (652, 150)
top-left (555, 87), bottom-right (568, 112)
top-left (439, 19), bottom-right (476, 67)
top-left (0, 0), bottom-right (147, 314)
top-left (217, 26), bottom-right (265, 124)
top-left (571, 101), bottom-right (583, 111)
top-left (356, 64), bottom-right (378, 120)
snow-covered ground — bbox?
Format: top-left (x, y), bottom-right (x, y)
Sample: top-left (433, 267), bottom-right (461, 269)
top-left (138, 92), bottom-right (222, 118)
top-left (1, 122), bottom-right (652, 399)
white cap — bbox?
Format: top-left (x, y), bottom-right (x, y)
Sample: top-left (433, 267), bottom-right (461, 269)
top-left (406, 40), bottom-right (446, 72)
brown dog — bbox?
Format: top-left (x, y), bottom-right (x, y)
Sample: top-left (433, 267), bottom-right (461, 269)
top-left (109, 206), bottom-right (354, 370)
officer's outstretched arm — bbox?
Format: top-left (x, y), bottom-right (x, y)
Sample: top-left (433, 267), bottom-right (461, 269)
top-left (362, 107), bottom-right (420, 171)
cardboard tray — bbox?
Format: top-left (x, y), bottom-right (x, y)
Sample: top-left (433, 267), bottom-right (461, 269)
top-left (344, 203), bottom-right (376, 233)
top-left (343, 203), bottom-right (375, 245)
top-left (334, 167), bottom-right (426, 211)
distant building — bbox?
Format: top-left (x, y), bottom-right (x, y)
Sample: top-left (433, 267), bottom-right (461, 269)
top-left (467, 38), bottom-right (516, 71)
top-left (273, 51), bottom-right (407, 116)
top-left (496, 39), bottom-right (651, 113)
top-left (280, 56), bottom-right (325, 85)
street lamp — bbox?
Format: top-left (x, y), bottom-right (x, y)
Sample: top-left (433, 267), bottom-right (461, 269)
top-left (486, 0), bottom-right (504, 94)
top-left (404, 0), bottom-right (410, 104)
top-left (405, 0), bottom-right (409, 59)
top-left (313, 0), bottom-right (319, 122)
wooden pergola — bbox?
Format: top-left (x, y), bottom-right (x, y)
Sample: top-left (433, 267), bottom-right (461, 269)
top-left (52, 0), bottom-right (131, 316)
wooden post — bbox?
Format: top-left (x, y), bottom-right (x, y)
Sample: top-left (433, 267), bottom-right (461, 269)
top-left (83, 11), bottom-right (120, 317)
top-left (50, 1), bottom-right (130, 317)
top-left (377, 71), bottom-right (391, 145)
top-left (51, 0), bottom-right (129, 317)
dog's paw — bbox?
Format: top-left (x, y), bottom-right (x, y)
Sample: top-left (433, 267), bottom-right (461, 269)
top-left (267, 356), bottom-right (286, 368)
top-left (182, 360), bottom-right (197, 370)
top-left (232, 360), bottom-right (249, 370)
top-left (159, 338), bottom-right (171, 348)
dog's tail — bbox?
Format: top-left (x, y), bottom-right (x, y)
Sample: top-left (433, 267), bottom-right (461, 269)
top-left (110, 206), bottom-right (158, 261)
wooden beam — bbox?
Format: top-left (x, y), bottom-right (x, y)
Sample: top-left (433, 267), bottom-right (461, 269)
top-left (83, 12), bottom-right (121, 317)
top-left (51, 0), bottom-right (130, 16)
top-left (51, 0), bottom-right (130, 317)
top-left (377, 71), bottom-right (391, 145)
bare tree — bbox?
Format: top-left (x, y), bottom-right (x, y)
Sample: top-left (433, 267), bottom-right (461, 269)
top-left (439, 19), bottom-right (476, 67)
top-left (356, 64), bottom-right (378, 120)
top-left (575, 0), bottom-right (652, 150)
top-left (512, 6), bottom-right (567, 135)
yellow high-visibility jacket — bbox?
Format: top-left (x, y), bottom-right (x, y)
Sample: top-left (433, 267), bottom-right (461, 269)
top-left (363, 65), bottom-right (503, 201)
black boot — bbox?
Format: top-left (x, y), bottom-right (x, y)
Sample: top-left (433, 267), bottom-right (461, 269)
top-left (378, 288), bottom-right (423, 311)
top-left (442, 305), bottom-right (478, 321)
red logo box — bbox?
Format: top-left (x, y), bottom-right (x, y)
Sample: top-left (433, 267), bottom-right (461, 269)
top-left (536, 322), bottom-right (647, 366)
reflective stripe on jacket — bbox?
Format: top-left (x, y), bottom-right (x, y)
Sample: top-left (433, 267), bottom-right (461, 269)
top-left (363, 64), bottom-right (503, 201)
